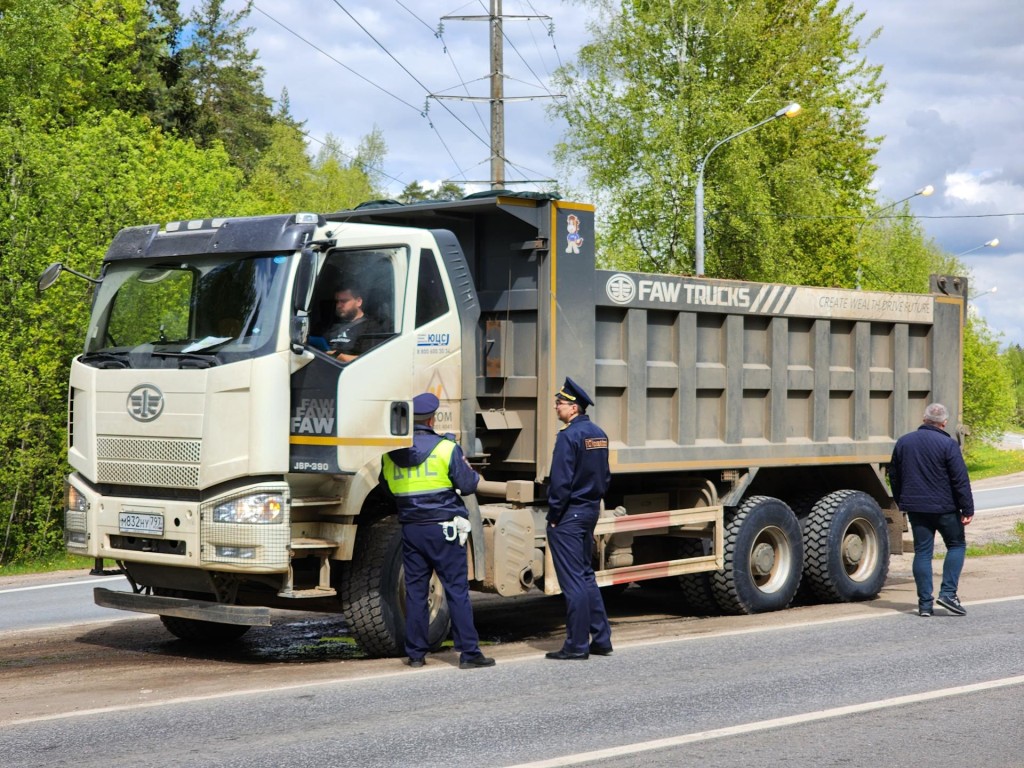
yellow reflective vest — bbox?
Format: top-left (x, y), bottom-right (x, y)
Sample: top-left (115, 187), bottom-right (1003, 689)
top-left (382, 438), bottom-right (457, 497)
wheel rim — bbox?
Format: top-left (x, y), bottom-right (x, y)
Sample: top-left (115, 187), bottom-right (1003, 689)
top-left (840, 516), bottom-right (880, 582)
top-left (398, 569), bottom-right (446, 624)
top-left (748, 525), bottom-right (792, 593)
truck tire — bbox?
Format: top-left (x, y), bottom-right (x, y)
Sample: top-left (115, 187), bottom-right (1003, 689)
top-left (679, 536), bottom-right (720, 618)
top-left (802, 490), bottom-right (889, 602)
top-left (339, 516), bottom-right (451, 658)
top-left (677, 538), bottom-right (719, 615)
top-left (153, 589), bottom-right (251, 643)
top-left (712, 496), bottom-right (803, 614)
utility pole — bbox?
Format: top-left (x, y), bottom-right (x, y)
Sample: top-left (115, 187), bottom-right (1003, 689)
top-left (490, 0), bottom-right (504, 189)
top-left (437, 3), bottom-right (557, 189)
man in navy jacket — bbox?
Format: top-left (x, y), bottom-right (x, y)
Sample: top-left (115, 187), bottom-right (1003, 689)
top-left (889, 403), bottom-right (974, 617)
top-left (545, 377), bottom-right (613, 660)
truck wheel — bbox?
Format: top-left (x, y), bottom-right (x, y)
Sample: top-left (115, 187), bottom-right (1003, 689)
top-left (153, 589), bottom-right (251, 643)
top-left (677, 538), bottom-right (719, 615)
top-left (802, 490), bottom-right (889, 602)
top-left (712, 496), bottom-right (803, 614)
top-left (339, 516), bottom-right (451, 658)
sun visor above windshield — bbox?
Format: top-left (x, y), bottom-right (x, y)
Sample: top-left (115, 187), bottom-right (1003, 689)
top-left (103, 215), bottom-right (320, 262)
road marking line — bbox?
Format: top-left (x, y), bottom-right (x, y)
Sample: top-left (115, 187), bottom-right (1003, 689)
top-left (0, 576), bottom-right (123, 595)
top-left (502, 676), bottom-right (1024, 768)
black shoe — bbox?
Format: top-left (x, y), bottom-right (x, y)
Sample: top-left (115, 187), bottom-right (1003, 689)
top-left (459, 654), bottom-right (496, 669)
top-left (936, 595), bottom-right (966, 615)
top-left (545, 649), bottom-right (589, 660)
top-left (918, 608), bottom-right (932, 617)
top-left (588, 643), bottom-right (614, 656)
top-left (407, 658), bottom-right (425, 668)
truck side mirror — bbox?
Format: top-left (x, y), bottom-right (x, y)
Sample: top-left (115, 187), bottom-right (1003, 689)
top-left (290, 315), bottom-right (309, 355)
top-left (37, 263), bottom-right (64, 292)
top-left (292, 250), bottom-right (317, 313)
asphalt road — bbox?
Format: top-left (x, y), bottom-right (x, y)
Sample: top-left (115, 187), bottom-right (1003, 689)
top-left (2, 596), bottom-right (1022, 768)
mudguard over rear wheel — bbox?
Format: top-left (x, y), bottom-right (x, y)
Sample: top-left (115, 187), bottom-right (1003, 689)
top-left (712, 496), bottom-right (803, 614)
top-left (802, 490), bottom-right (889, 602)
top-left (339, 516), bottom-right (451, 658)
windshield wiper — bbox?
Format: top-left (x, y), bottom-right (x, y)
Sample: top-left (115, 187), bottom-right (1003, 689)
top-left (79, 351), bottom-right (131, 369)
top-left (145, 350), bottom-right (219, 369)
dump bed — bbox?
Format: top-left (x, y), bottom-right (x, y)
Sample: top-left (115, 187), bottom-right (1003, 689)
top-left (329, 195), bottom-right (967, 488)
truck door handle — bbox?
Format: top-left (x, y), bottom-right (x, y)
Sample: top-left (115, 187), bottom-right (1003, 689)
top-left (391, 401), bottom-right (410, 435)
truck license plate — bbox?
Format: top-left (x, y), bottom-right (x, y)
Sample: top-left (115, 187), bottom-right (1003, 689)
top-left (119, 512), bottom-right (164, 535)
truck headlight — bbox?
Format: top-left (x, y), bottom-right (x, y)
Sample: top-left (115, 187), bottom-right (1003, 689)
top-left (66, 483), bottom-right (88, 513)
top-left (211, 493), bottom-right (284, 524)
top-left (65, 483), bottom-right (88, 548)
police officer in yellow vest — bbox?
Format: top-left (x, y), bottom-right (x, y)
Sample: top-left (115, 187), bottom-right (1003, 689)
top-left (380, 393), bottom-right (496, 669)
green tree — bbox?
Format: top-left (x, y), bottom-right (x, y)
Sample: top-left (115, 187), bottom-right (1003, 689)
top-left (248, 127), bottom-right (385, 213)
top-left (552, 0), bottom-right (883, 283)
top-left (1004, 344), bottom-right (1024, 427)
top-left (961, 316), bottom-right (1015, 444)
top-left (0, 111), bottom-right (254, 563)
top-left (178, 0), bottom-right (275, 176)
top-left (400, 181), bottom-right (430, 204)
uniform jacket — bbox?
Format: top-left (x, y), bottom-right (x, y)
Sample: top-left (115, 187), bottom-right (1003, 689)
top-left (381, 425), bottom-right (479, 524)
top-left (547, 413), bottom-right (611, 523)
top-left (889, 423), bottom-right (974, 517)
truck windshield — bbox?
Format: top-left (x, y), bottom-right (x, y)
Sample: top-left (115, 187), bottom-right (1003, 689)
top-left (82, 254), bottom-right (291, 368)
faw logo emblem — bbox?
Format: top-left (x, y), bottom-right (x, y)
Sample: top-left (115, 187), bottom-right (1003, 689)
top-left (605, 273), bottom-right (636, 305)
top-left (127, 384), bottom-right (164, 422)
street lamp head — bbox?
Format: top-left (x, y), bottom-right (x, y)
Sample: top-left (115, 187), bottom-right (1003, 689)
top-left (917, 185), bottom-right (934, 197)
top-left (954, 238), bottom-right (1000, 258)
top-left (970, 286), bottom-right (997, 300)
top-left (776, 102), bottom-right (802, 118)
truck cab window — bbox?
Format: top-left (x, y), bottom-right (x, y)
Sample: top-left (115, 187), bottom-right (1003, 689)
top-left (415, 249), bottom-right (449, 328)
top-left (310, 247), bottom-right (402, 359)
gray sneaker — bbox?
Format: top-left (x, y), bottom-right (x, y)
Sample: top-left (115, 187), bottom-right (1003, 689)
top-left (936, 595), bottom-right (966, 616)
top-left (918, 607), bottom-right (932, 617)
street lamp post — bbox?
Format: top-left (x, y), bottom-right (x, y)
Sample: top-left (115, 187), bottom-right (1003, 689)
top-left (955, 238), bottom-right (999, 258)
top-left (694, 102), bottom-right (801, 276)
top-left (855, 184), bottom-right (935, 289)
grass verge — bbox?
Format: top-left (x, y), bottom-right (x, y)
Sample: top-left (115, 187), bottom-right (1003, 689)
top-left (966, 521), bottom-right (1024, 557)
top-left (0, 553), bottom-right (98, 578)
top-left (965, 442), bottom-right (1024, 480)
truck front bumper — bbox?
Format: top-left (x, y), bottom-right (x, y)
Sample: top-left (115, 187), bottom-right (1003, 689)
top-left (94, 587), bottom-right (272, 626)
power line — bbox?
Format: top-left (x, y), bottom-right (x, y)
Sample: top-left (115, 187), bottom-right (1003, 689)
top-left (252, 4), bottom-right (422, 114)
top-left (328, 0), bottom-right (490, 150)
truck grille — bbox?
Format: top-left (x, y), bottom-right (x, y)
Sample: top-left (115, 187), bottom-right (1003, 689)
top-left (96, 436), bottom-right (202, 489)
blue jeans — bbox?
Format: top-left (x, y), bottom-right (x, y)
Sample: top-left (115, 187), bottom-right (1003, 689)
top-left (907, 511), bottom-right (966, 609)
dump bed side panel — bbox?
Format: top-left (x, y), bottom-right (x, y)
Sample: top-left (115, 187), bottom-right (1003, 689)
top-left (584, 271), bottom-right (964, 475)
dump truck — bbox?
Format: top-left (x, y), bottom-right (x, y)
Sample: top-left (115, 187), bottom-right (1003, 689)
top-left (40, 193), bottom-right (968, 655)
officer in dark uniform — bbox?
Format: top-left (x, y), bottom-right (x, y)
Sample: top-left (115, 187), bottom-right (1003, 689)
top-left (380, 393), bottom-right (496, 669)
top-left (545, 377), bottom-right (614, 660)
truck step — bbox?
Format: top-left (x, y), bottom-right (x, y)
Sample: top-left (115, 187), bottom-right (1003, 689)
top-left (289, 537), bottom-right (338, 551)
top-left (277, 585), bottom-right (337, 598)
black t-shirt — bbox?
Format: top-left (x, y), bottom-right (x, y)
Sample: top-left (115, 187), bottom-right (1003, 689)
top-left (325, 315), bottom-right (386, 356)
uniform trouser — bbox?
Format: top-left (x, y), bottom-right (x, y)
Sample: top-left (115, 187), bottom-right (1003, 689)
top-left (547, 507), bottom-right (612, 654)
top-left (907, 511), bottom-right (967, 608)
top-left (401, 522), bottom-right (482, 661)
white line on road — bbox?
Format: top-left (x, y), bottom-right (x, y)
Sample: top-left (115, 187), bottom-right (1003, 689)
top-left (502, 675), bottom-right (1024, 768)
top-left (0, 576), bottom-right (124, 595)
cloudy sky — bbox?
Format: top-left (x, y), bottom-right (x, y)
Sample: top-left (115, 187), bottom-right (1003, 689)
top-left (203, 0), bottom-right (1023, 345)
